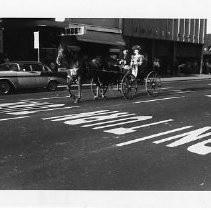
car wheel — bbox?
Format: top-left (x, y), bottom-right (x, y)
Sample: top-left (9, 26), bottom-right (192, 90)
top-left (48, 81), bottom-right (58, 91)
top-left (0, 81), bottom-right (12, 95)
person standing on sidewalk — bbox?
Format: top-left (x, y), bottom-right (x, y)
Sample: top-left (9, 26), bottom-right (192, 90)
top-left (205, 60), bottom-right (211, 75)
top-left (153, 58), bottom-right (161, 75)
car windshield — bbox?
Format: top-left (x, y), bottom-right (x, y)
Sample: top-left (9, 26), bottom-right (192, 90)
top-left (9, 64), bottom-right (19, 71)
top-left (31, 64), bottom-right (44, 71)
top-left (0, 64), bottom-right (10, 71)
top-left (19, 64), bottom-right (32, 72)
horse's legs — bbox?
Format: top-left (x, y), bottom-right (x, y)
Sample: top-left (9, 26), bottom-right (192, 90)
top-left (93, 76), bottom-right (104, 99)
top-left (74, 76), bottom-right (82, 103)
top-left (67, 76), bottom-right (76, 99)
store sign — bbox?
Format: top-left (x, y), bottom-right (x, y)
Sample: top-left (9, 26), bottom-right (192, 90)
top-left (34, 31), bottom-right (39, 49)
top-left (64, 26), bottom-right (85, 36)
top-left (0, 30), bottom-right (3, 53)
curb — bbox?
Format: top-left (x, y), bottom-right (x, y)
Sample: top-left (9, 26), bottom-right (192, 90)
top-left (161, 77), bottom-right (211, 83)
top-left (58, 77), bottom-right (211, 87)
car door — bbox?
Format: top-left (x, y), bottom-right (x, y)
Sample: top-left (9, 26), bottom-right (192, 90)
top-left (17, 63), bottom-right (38, 88)
top-left (0, 63), bottom-right (18, 87)
top-left (31, 63), bottom-right (50, 87)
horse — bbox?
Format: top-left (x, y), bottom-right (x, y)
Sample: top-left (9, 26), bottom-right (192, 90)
top-left (56, 45), bottom-right (105, 103)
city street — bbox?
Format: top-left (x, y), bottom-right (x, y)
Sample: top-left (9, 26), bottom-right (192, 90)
top-left (1, 78), bottom-right (211, 190)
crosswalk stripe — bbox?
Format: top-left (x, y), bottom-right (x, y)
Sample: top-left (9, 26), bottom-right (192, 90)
top-left (134, 96), bottom-right (184, 104)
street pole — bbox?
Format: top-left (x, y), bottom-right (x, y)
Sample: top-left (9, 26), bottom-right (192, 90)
top-left (34, 31), bottom-right (40, 62)
top-left (200, 45), bottom-right (203, 74)
top-left (38, 45), bottom-right (40, 63)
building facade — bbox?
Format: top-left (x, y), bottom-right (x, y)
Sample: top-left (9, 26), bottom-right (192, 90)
top-left (60, 18), bottom-right (125, 56)
top-left (122, 19), bottom-right (207, 75)
top-left (0, 18), bottom-right (68, 65)
top-left (0, 18), bottom-right (207, 75)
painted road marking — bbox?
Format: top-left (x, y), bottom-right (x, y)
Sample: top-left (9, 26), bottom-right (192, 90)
top-left (160, 87), bottom-right (172, 90)
top-left (134, 96), bottom-right (184, 104)
top-left (42, 110), bottom-right (111, 120)
top-left (116, 126), bottom-right (211, 155)
top-left (172, 90), bottom-right (194, 94)
top-left (0, 116), bottom-right (30, 121)
top-left (92, 116), bottom-right (153, 130)
top-left (21, 96), bottom-right (69, 101)
top-left (0, 100), bottom-right (79, 116)
top-left (116, 126), bottom-right (192, 147)
top-left (104, 119), bottom-right (173, 135)
top-left (52, 110), bottom-right (117, 122)
top-left (187, 139), bottom-right (211, 155)
top-left (6, 106), bottom-right (77, 115)
top-left (43, 109), bottom-right (211, 156)
top-left (82, 114), bottom-right (136, 127)
top-left (44, 110), bottom-right (172, 135)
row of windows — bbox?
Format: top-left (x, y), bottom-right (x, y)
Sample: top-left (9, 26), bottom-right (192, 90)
top-left (0, 63), bottom-right (49, 72)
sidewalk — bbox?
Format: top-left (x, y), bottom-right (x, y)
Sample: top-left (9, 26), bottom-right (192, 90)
top-left (58, 74), bottom-right (211, 89)
top-left (161, 74), bottom-right (211, 82)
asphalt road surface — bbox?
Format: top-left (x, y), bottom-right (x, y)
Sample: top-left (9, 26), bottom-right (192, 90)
top-left (1, 79), bottom-right (211, 190)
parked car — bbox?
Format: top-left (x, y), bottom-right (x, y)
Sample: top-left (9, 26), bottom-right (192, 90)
top-left (0, 61), bottom-right (67, 95)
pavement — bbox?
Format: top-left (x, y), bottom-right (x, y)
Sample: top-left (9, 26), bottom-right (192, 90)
top-left (58, 74), bottom-right (211, 88)
top-left (2, 79), bottom-right (211, 193)
top-left (161, 73), bottom-right (211, 82)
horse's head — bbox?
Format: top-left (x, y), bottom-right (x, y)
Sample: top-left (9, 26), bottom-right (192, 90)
top-left (56, 45), bottom-right (71, 68)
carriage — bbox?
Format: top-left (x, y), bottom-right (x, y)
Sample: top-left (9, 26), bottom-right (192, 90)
top-left (56, 45), bottom-right (161, 103)
top-left (90, 64), bottom-right (162, 100)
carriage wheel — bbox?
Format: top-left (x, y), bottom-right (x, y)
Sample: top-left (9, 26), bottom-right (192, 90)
top-left (91, 77), bottom-right (108, 98)
top-left (121, 73), bottom-right (138, 99)
top-left (145, 71), bottom-right (161, 96)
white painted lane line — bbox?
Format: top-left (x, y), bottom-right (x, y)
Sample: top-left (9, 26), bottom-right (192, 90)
top-left (160, 87), bottom-right (172, 90)
top-left (0, 116), bottom-right (30, 121)
top-left (171, 90), bottom-right (182, 92)
top-left (0, 104), bottom-right (66, 114)
top-left (42, 110), bottom-right (110, 120)
top-left (174, 90), bottom-right (194, 94)
top-left (21, 96), bottom-right (69, 101)
top-left (1, 102), bottom-right (50, 109)
top-left (206, 95), bottom-right (211, 97)
top-left (0, 101), bottom-right (27, 107)
top-left (82, 114), bottom-right (136, 127)
top-left (153, 127), bottom-right (211, 147)
top-left (52, 110), bottom-right (118, 122)
top-left (6, 106), bottom-right (77, 115)
top-left (134, 96), bottom-right (184, 104)
top-left (105, 119), bottom-right (173, 135)
top-left (116, 126), bottom-right (192, 147)
top-left (93, 116), bottom-right (152, 130)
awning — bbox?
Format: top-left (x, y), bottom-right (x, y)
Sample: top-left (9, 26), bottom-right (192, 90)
top-left (76, 30), bottom-right (125, 46)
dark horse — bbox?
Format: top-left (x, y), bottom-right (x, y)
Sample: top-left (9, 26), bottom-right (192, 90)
top-left (56, 45), bottom-right (104, 103)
